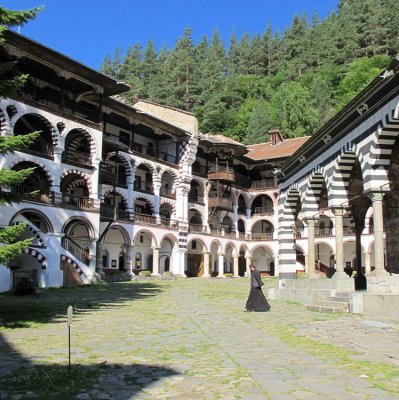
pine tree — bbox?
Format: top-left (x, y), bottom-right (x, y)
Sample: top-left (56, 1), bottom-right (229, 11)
top-left (0, 5), bottom-right (42, 265)
top-left (142, 39), bottom-right (158, 101)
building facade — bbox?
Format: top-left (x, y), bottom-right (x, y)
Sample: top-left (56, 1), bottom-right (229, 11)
top-left (1, 31), bottom-right (399, 314)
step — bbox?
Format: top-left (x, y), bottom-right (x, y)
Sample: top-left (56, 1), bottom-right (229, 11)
top-left (328, 296), bottom-right (350, 302)
top-left (316, 300), bottom-right (349, 310)
top-left (306, 304), bottom-right (349, 313)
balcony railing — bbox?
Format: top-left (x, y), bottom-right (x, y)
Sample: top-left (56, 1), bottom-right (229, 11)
top-left (62, 194), bottom-right (96, 209)
top-left (160, 186), bottom-right (176, 199)
top-left (315, 228), bottom-right (333, 237)
top-left (251, 179), bottom-right (276, 190)
top-left (21, 91), bottom-right (100, 123)
top-left (253, 206), bottom-right (274, 215)
top-left (131, 143), bottom-right (178, 164)
top-left (61, 237), bottom-right (89, 265)
top-left (250, 232), bottom-right (274, 240)
top-left (188, 194), bottom-right (205, 204)
top-left (103, 132), bottom-right (130, 148)
top-left (21, 140), bottom-right (54, 157)
top-left (134, 213), bottom-right (156, 225)
top-left (160, 218), bottom-right (179, 229)
top-left (11, 184), bottom-right (53, 203)
top-left (133, 181), bottom-right (154, 194)
top-left (208, 196), bottom-right (232, 210)
top-left (189, 224), bottom-right (207, 233)
top-left (62, 150), bottom-right (92, 167)
top-left (208, 165), bottom-right (235, 182)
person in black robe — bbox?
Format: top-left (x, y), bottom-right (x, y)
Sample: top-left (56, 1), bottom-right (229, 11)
top-left (245, 265), bottom-right (271, 312)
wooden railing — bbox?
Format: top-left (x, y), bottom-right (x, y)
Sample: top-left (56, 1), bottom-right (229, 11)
top-left (62, 150), bottom-right (92, 166)
top-left (253, 206), bottom-right (274, 215)
top-left (22, 140), bottom-right (53, 157)
top-left (134, 213), bottom-right (156, 225)
top-left (160, 218), bottom-right (179, 228)
top-left (104, 132), bottom-right (130, 147)
top-left (189, 224), bottom-right (207, 233)
top-left (134, 181), bottom-right (154, 194)
top-left (208, 196), bottom-right (232, 209)
top-left (250, 232), bottom-right (274, 240)
top-left (160, 186), bottom-right (176, 199)
top-left (11, 184), bottom-right (52, 203)
top-left (131, 143), bottom-right (178, 164)
top-left (315, 228), bottom-right (333, 237)
top-left (251, 179), bottom-right (276, 190)
top-left (61, 237), bottom-right (89, 265)
top-left (188, 194), bottom-right (205, 204)
top-left (62, 194), bottom-right (96, 209)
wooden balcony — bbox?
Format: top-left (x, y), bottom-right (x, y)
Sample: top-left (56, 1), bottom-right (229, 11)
top-left (207, 167), bottom-right (235, 182)
top-left (251, 179), bottom-right (277, 190)
top-left (62, 194), bottom-right (98, 210)
top-left (208, 196), bottom-right (232, 210)
top-left (253, 206), bottom-right (274, 215)
top-left (62, 150), bottom-right (92, 168)
top-left (249, 232), bottom-right (274, 240)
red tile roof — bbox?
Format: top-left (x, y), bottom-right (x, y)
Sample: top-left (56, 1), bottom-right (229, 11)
top-left (245, 136), bottom-right (311, 161)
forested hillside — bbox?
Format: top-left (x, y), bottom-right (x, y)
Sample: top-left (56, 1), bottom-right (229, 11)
top-left (101, 0), bottom-right (399, 144)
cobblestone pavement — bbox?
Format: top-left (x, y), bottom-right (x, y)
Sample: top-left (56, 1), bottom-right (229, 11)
top-left (1, 278), bottom-right (399, 399)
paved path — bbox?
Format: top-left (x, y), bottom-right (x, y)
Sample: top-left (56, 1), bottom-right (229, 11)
top-left (1, 278), bottom-right (399, 399)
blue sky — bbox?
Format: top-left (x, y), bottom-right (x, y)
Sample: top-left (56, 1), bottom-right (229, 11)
top-left (4, 0), bottom-right (338, 70)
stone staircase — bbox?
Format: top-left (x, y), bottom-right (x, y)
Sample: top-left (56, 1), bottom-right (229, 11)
top-left (306, 292), bottom-right (350, 313)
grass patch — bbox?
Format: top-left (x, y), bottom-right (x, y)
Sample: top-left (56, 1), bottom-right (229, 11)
top-left (0, 364), bottom-right (99, 399)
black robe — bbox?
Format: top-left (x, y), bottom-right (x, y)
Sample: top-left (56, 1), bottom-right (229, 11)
top-left (245, 269), bottom-right (271, 312)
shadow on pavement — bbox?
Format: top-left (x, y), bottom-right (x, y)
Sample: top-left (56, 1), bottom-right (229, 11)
top-left (0, 281), bottom-right (165, 328)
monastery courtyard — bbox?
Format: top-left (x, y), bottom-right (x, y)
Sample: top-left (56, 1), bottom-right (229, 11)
top-left (1, 278), bottom-right (399, 400)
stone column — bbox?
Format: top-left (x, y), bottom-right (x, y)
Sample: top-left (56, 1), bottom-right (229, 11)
top-left (364, 251), bottom-right (371, 275)
top-left (95, 241), bottom-right (104, 277)
top-left (152, 248), bottom-right (160, 276)
top-left (126, 245), bottom-right (134, 277)
top-left (218, 254), bottom-right (224, 277)
top-left (273, 255), bottom-right (279, 277)
top-left (153, 178), bottom-right (161, 223)
top-left (306, 218), bottom-right (317, 278)
top-left (369, 192), bottom-right (389, 277)
top-left (245, 256), bottom-right (252, 278)
top-left (233, 256), bottom-right (239, 277)
top-left (203, 252), bottom-right (210, 278)
top-left (88, 238), bottom-right (97, 274)
top-left (332, 208), bottom-right (346, 278)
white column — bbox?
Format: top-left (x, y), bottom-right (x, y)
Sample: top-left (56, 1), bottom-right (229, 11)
top-left (152, 248), bottom-right (160, 276)
top-left (364, 251), bottom-right (371, 275)
top-left (88, 238), bottom-right (97, 274)
top-left (126, 245), bottom-right (134, 277)
top-left (153, 178), bottom-right (161, 222)
top-left (218, 254), bottom-right (224, 277)
top-left (332, 208), bottom-right (348, 279)
top-left (273, 255), bottom-right (279, 277)
top-left (203, 252), bottom-right (210, 278)
top-left (95, 241), bottom-right (104, 277)
top-left (233, 256), bottom-right (239, 277)
top-left (306, 218), bottom-right (317, 278)
top-left (369, 192), bottom-right (389, 276)
top-left (245, 256), bottom-right (252, 278)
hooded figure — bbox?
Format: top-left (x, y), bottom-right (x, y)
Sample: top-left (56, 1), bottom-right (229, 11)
top-left (245, 265), bottom-right (271, 312)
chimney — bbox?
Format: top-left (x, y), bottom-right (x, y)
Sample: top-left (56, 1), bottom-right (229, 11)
top-left (269, 128), bottom-right (283, 146)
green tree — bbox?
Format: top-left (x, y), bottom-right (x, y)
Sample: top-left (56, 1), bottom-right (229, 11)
top-left (245, 99), bottom-right (270, 144)
top-left (0, 5), bottom-right (42, 265)
top-left (336, 55), bottom-right (390, 109)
